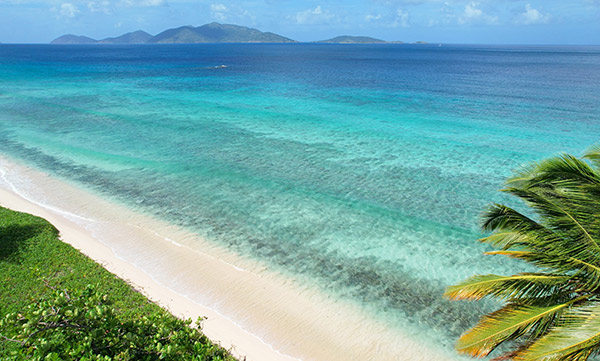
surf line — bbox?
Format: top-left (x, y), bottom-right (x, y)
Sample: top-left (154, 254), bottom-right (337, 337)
top-left (0, 159), bottom-right (302, 361)
top-left (0, 165), bottom-right (97, 223)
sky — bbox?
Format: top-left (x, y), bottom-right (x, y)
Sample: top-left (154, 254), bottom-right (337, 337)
top-left (0, 0), bottom-right (599, 44)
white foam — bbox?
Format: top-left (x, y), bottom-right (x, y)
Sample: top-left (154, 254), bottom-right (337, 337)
top-left (0, 165), bottom-right (97, 223)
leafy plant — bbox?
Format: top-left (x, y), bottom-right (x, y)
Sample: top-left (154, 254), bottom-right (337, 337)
top-left (0, 206), bottom-right (237, 361)
top-left (0, 283), bottom-right (231, 361)
top-left (445, 145), bottom-right (600, 360)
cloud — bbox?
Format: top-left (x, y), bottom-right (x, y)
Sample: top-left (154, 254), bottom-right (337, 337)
top-left (140, 0), bottom-right (166, 5)
top-left (365, 7), bottom-right (409, 28)
top-left (208, 3), bottom-right (254, 23)
top-left (295, 5), bottom-right (335, 25)
top-left (366, 13), bottom-right (382, 22)
top-left (458, 2), bottom-right (498, 25)
top-left (210, 3), bottom-right (228, 21)
top-left (119, 0), bottom-right (167, 7)
top-left (463, 2), bottom-right (482, 19)
top-left (88, 0), bottom-right (112, 14)
top-left (516, 4), bottom-right (550, 25)
top-left (59, 2), bottom-right (79, 17)
top-left (428, 1), bottom-right (457, 25)
top-left (392, 8), bottom-right (410, 27)
top-left (210, 3), bottom-right (227, 12)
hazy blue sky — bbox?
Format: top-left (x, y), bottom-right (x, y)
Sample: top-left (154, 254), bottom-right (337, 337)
top-left (1, 0), bottom-right (599, 44)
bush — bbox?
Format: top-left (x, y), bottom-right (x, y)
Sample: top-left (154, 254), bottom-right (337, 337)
top-left (1, 283), bottom-right (230, 361)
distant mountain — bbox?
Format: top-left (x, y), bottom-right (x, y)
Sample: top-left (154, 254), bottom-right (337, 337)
top-left (51, 34), bottom-right (97, 44)
top-left (316, 35), bottom-right (387, 44)
top-left (50, 23), bottom-right (295, 45)
top-left (146, 26), bottom-right (202, 43)
top-left (148, 22), bottom-right (296, 43)
top-left (98, 30), bottom-right (152, 44)
top-left (50, 24), bottom-right (414, 45)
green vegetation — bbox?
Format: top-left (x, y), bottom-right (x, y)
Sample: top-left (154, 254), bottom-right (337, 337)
top-left (51, 22), bottom-right (297, 44)
top-left (0, 206), bottom-right (236, 360)
top-left (147, 22), bottom-right (296, 44)
top-left (315, 35), bottom-right (387, 44)
top-left (446, 145), bottom-right (600, 360)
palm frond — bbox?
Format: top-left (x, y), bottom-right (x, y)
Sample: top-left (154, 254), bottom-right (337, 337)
top-left (507, 154), bottom-right (600, 189)
top-left (514, 302), bottom-right (600, 361)
top-left (445, 274), bottom-right (569, 301)
top-left (479, 209), bottom-right (599, 271)
top-left (479, 229), bottom-right (562, 254)
top-left (448, 145), bottom-right (600, 360)
top-left (481, 204), bottom-right (545, 234)
top-left (485, 251), bottom-right (600, 291)
top-left (457, 302), bottom-right (574, 358)
top-left (584, 144), bottom-right (600, 170)
top-left (479, 231), bottom-right (535, 250)
top-left (504, 187), bottom-right (600, 259)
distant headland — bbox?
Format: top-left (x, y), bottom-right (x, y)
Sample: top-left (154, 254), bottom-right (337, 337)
top-left (50, 22), bottom-right (428, 45)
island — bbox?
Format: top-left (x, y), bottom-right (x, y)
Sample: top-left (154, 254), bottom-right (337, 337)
top-left (148, 22), bottom-right (295, 43)
top-left (51, 22), bottom-right (296, 44)
top-left (316, 35), bottom-right (387, 44)
top-left (49, 23), bottom-right (422, 45)
top-left (51, 34), bottom-right (97, 44)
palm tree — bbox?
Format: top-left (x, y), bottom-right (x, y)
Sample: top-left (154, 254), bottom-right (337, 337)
top-left (445, 145), bottom-right (600, 361)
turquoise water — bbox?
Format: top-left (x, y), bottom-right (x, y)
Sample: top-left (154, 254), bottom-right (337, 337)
top-left (1, 44), bottom-right (600, 353)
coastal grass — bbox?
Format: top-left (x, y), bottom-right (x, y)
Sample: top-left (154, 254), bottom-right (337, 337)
top-left (0, 206), bottom-right (237, 360)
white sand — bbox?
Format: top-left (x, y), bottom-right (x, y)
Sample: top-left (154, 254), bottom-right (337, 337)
top-left (0, 155), bottom-right (457, 361)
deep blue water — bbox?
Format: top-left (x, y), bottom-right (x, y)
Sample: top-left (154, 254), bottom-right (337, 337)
top-left (1, 43), bottom-right (600, 354)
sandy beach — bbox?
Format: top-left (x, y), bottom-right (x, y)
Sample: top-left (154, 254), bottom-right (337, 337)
top-left (0, 154), bottom-right (456, 361)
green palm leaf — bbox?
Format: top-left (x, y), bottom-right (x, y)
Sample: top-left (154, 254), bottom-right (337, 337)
top-left (481, 205), bottom-right (600, 268)
top-left (479, 229), bottom-right (568, 260)
top-left (479, 231), bottom-right (538, 250)
top-left (447, 145), bottom-right (600, 360)
top-left (504, 187), bottom-right (600, 261)
top-left (479, 206), bottom-right (573, 257)
top-left (514, 302), bottom-right (600, 361)
top-left (486, 251), bottom-right (600, 290)
top-left (508, 154), bottom-right (600, 189)
top-left (481, 204), bottom-right (546, 234)
top-left (445, 274), bottom-right (568, 301)
top-left (457, 302), bottom-right (573, 358)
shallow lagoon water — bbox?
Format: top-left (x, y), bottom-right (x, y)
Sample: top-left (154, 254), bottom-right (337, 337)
top-left (1, 43), bottom-right (600, 355)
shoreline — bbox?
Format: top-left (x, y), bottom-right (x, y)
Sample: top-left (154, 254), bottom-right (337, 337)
top-left (0, 154), bottom-right (457, 361)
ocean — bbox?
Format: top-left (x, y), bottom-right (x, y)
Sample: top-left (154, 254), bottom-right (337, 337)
top-left (1, 43), bottom-right (600, 358)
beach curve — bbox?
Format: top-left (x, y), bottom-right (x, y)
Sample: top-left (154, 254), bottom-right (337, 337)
top-left (0, 154), bottom-right (458, 361)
